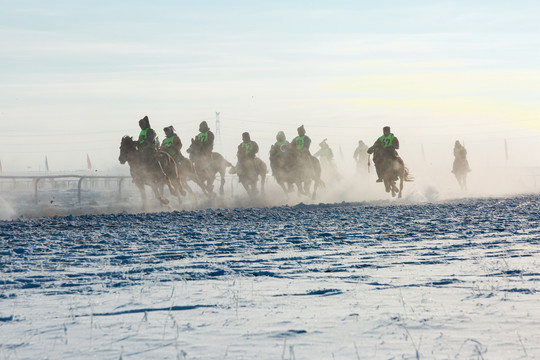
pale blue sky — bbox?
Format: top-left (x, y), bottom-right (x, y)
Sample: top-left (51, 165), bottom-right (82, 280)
top-left (1, 1), bottom-right (539, 171)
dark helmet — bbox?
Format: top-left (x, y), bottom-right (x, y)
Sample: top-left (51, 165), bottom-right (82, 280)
top-left (242, 132), bottom-right (251, 142)
top-left (297, 125), bottom-right (306, 136)
top-left (164, 125), bottom-right (175, 137)
top-left (276, 131), bottom-right (286, 142)
top-left (455, 140), bottom-right (461, 147)
top-left (199, 121), bottom-right (209, 132)
top-left (139, 116), bottom-right (150, 130)
top-left (383, 126), bottom-right (390, 134)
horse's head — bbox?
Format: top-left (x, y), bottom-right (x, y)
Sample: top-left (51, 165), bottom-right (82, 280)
top-left (119, 135), bottom-right (136, 164)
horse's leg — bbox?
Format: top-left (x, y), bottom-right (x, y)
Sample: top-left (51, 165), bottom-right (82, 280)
top-left (136, 182), bottom-right (148, 210)
top-left (167, 178), bottom-right (183, 205)
top-left (152, 183), bottom-right (169, 205)
top-left (260, 173), bottom-right (265, 194)
top-left (191, 173), bottom-right (209, 195)
top-left (398, 172), bottom-right (404, 198)
top-left (219, 171), bottom-right (226, 195)
top-left (384, 179), bottom-right (391, 193)
top-left (311, 179), bottom-right (318, 200)
top-left (182, 177), bottom-right (195, 195)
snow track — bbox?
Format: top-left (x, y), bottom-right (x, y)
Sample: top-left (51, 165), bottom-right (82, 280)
top-left (1, 195), bottom-right (540, 359)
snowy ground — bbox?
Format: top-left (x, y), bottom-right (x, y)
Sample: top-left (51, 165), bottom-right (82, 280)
top-left (1, 191), bottom-right (539, 359)
top-left (1, 167), bottom-right (540, 359)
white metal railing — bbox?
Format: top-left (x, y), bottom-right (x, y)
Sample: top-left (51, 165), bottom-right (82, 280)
top-left (0, 175), bottom-right (131, 204)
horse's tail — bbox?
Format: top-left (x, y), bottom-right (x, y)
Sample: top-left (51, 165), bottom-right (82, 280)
top-left (403, 166), bottom-right (414, 182)
top-left (396, 156), bottom-right (413, 182)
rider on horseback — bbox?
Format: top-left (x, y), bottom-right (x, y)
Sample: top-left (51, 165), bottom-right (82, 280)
top-left (269, 131), bottom-right (289, 176)
top-left (292, 125), bottom-right (311, 154)
top-left (314, 138), bottom-right (334, 165)
top-left (160, 126), bottom-right (184, 164)
top-left (236, 132), bottom-right (259, 177)
top-left (367, 126), bottom-right (400, 182)
top-left (192, 121), bottom-right (214, 159)
top-left (137, 116), bottom-right (158, 163)
top-left (353, 140), bottom-right (369, 172)
top-left (452, 140), bottom-right (471, 173)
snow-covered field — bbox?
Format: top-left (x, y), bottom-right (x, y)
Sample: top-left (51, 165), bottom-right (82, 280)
top-left (1, 170), bottom-right (540, 359)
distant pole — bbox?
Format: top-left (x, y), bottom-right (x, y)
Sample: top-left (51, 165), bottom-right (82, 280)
top-left (504, 139), bottom-right (509, 162)
top-left (215, 112), bottom-right (221, 152)
top-left (421, 144), bottom-right (426, 162)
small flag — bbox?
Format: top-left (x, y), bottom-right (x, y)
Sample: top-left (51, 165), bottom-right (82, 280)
top-left (87, 154), bottom-right (92, 170)
top-left (45, 156), bottom-right (49, 171)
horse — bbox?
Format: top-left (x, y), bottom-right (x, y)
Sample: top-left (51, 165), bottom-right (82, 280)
top-left (452, 157), bottom-right (470, 191)
top-left (269, 144), bottom-right (323, 199)
top-left (187, 139), bottom-right (233, 195)
top-left (177, 156), bottom-right (210, 196)
top-left (230, 157), bottom-right (267, 196)
top-left (375, 154), bottom-right (411, 198)
top-left (269, 143), bottom-right (297, 195)
top-left (118, 136), bottom-right (184, 209)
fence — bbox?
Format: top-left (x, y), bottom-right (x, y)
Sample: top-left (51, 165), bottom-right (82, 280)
top-left (0, 175), bottom-right (132, 204)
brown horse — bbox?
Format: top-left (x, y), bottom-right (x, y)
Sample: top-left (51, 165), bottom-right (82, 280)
top-left (119, 136), bottom-right (184, 209)
top-left (230, 157), bottom-right (267, 196)
top-left (187, 139), bottom-right (233, 195)
top-left (269, 143), bottom-right (323, 200)
top-left (177, 156), bottom-right (210, 196)
top-left (376, 155), bottom-right (412, 198)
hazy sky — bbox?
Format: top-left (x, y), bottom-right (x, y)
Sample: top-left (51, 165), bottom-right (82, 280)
top-left (1, 0), bottom-right (539, 172)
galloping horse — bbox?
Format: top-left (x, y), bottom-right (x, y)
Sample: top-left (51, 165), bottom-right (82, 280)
top-left (119, 136), bottom-right (184, 208)
top-left (376, 155), bottom-right (411, 198)
top-left (177, 156), bottom-right (210, 196)
top-left (269, 144), bottom-right (323, 199)
top-left (187, 139), bottom-right (233, 195)
top-left (230, 158), bottom-right (267, 196)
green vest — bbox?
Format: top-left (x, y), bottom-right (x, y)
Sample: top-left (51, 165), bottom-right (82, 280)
top-left (241, 141), bottom-right (253, 155)
top-left (455, 145), bottom-right (465, 153)
top-left (295, 136), bottom-right (305, 150)
top-left (275, 140), bottom-right (287, 147)
top-left (198, 132), bottom-right (209, 142)
top-left (139, 128), bottom-right (156, 147)
top-left (162, 135), bottom-right (177, 155)
top-left (378, 134), bottom-right (394, 148)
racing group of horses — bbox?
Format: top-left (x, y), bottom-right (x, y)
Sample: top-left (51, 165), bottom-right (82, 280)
top-left (118, 134), bottom-right (423, 208)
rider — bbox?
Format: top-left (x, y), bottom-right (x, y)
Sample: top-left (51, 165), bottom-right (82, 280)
top-left (272, 130), bottom-right (288, 149)
top-left (314, 138), bottom-right (334, 165)
top-left (137, 115), bottom-right (158, 165)
top-left (160, 126), bottom-right (183, 163)
top-left (292, 125), bottom-right (311, 154)
top-left (193, 121), bottom-right (215, 159)
top-left (367, 126), bottom-right (400, 182)
top-left (452, 140), bottom-right (471, 173)
top-left (269, 130), bottom-right (289, 175)
top-left (353, 140), bottom-right (369, 171)
top-left (236, 132), bottom-right (259, 177)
